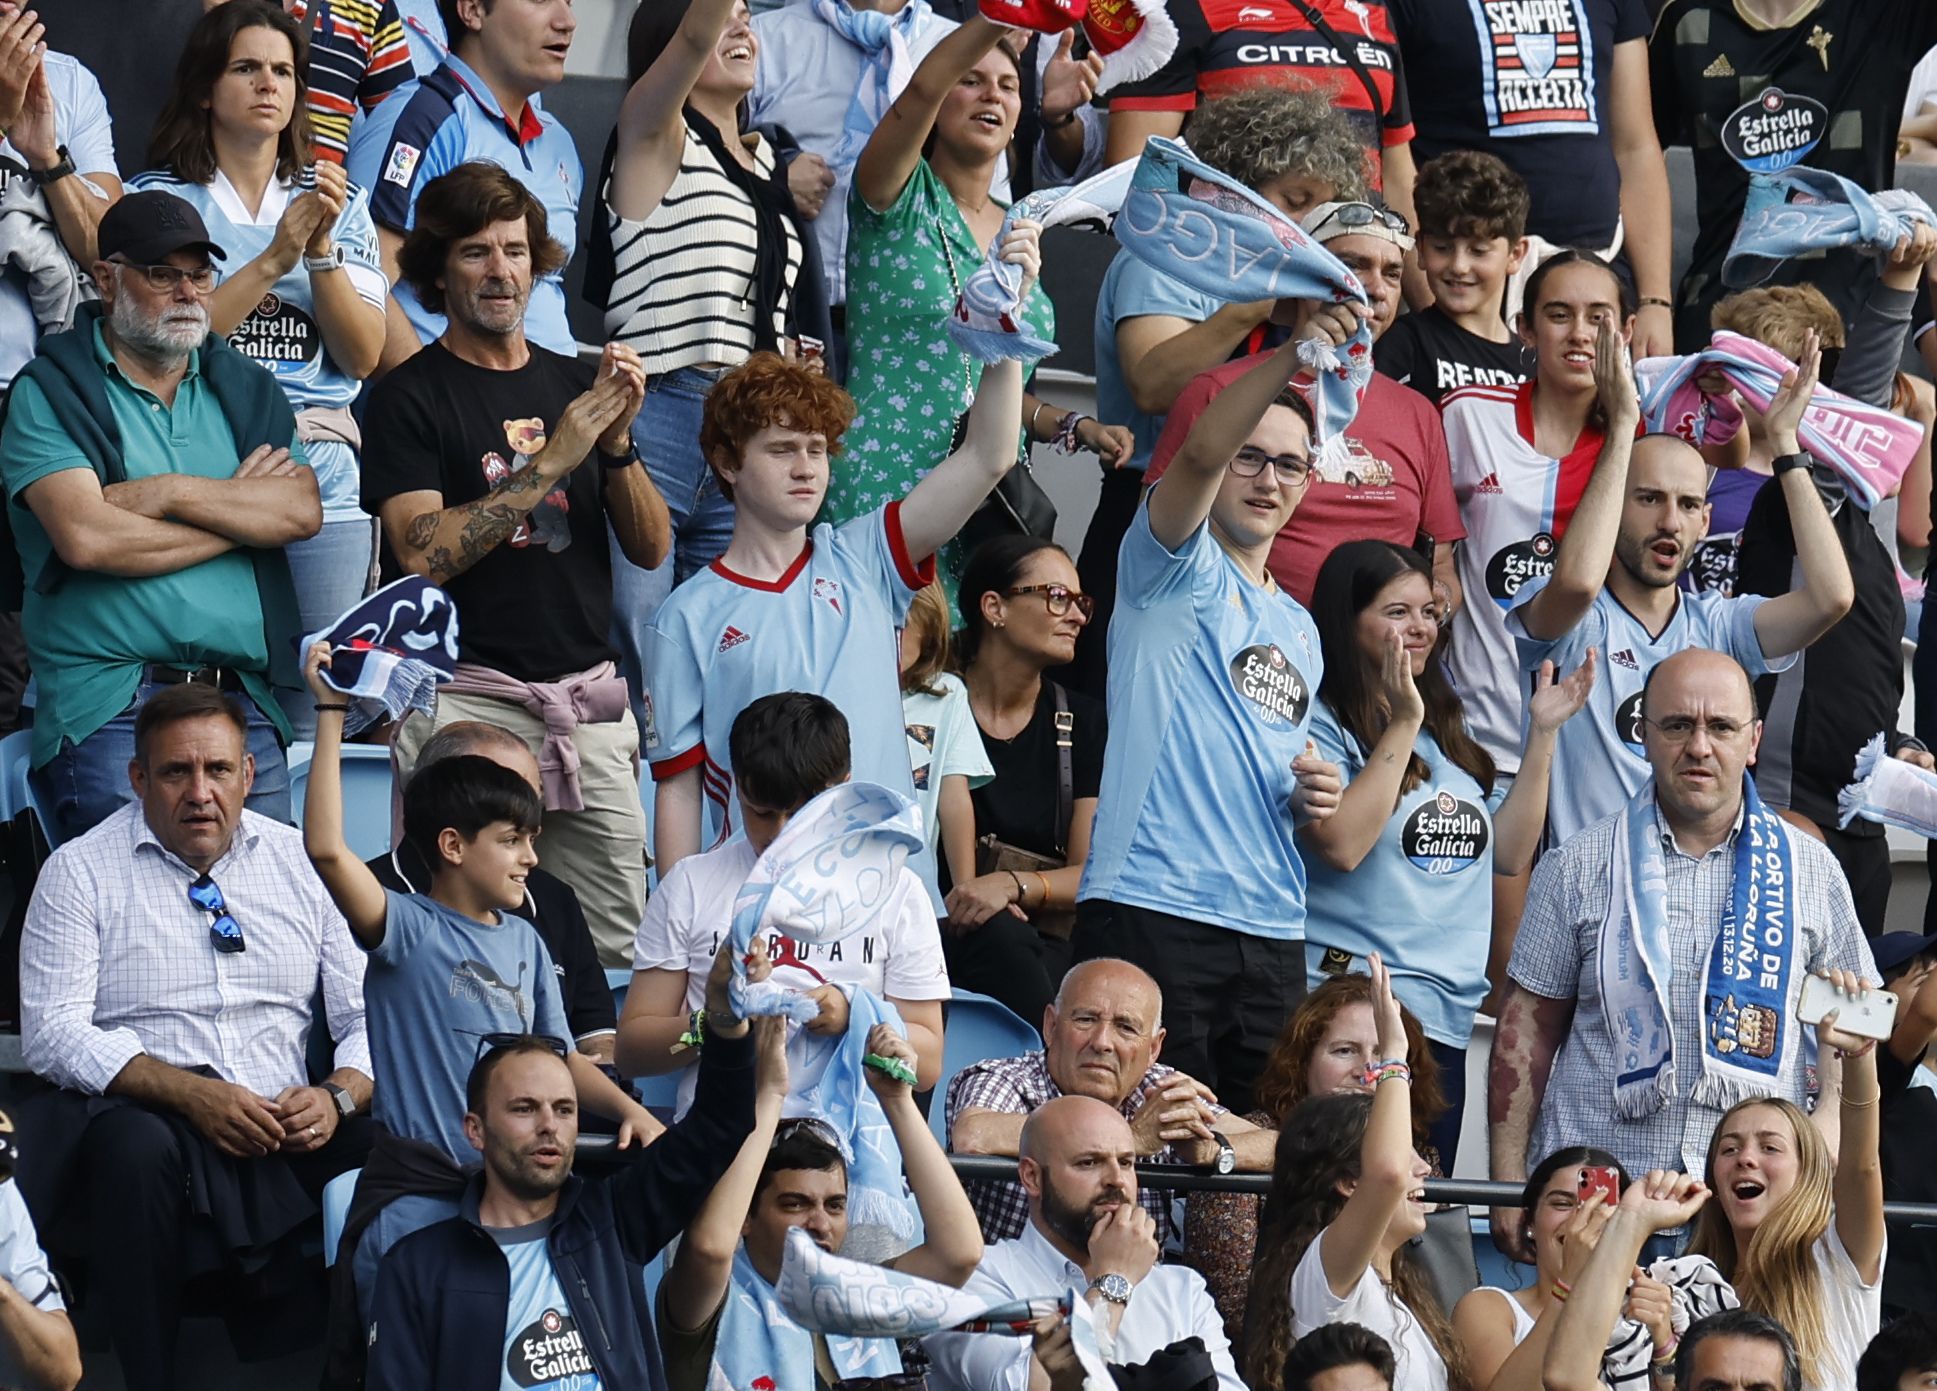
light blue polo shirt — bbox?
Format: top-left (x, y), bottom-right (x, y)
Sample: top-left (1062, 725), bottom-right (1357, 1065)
top-left (347, 52), bottom-right (580, 355)
top-left (0, 323), bottom-right (305, 764)
top-left (1079, 497), bottom-right (1323, 939)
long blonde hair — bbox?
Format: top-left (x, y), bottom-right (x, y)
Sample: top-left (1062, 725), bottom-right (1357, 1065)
top-left (1687, 1097), bottom-right (1835, 1387)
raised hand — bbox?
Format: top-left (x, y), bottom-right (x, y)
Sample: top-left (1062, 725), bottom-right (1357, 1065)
top-left (304, 160), bottom-right (350, 256)
top-left (1617, 1168), bottom-right (1710, 1233)
top-left (1814, 968), bottom-right (1883, 1057)
top-left (1528, 650), bottom-right (1598, 734)
top-left (1624, 1268), bottom-right (1676, 1353)
top-left (1592, 314), bottom-right (1638, 426)
top-left (594, 343), bottom-right (648, 455)
top-left (302, 638), bottom-right (337, 706)
top-left (861, 1022), bottom-right (918, 1101)
top-left (1039, 29), bottom-right (1104, 122)
top-left (1369, 951), bottom-right (1409, 1067)
top-left (703, 939), bottom-right (751, 1039)
top-left (1290, 742), bottom-right (1344, 825)
top-left (1084, 1202), bottom-right (1159, 1287)
top-left (1552, 1188), bottom-right (1614, 1283)
top-left (1000, 218), bottom-right (1044, 300)
top-left (1764, 327), bottom-right (1821, 456)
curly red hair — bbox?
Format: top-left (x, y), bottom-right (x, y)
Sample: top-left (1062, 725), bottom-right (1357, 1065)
top-left (699, 352), bottom-right (856, 502)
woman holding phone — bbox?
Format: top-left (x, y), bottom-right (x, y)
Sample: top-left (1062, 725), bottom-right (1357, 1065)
top-left (136, 0), bottom-right (387, 736)
top-left (1455, 1149), bottom-right (1735, 1391)
top-left (1688, 970), bottom-right (1890, 1391)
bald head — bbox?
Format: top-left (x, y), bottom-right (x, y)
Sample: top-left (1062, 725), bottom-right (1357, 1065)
top-left (1019, 1095), bottom-right (1140, 1257)
top-left (1020, 1094), bottom-right (1131, 1163)
top-left (1615, 433), bottom-right (1712, 591)
top-left (417, 722), bottom-right (542, 797)
top-left (1045, 960), bottom-right (1167, 1106)
top-left (1642, 648), bottom-right (1761, 831)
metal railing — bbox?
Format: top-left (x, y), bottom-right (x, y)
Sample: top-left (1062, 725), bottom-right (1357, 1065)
top-left (573, 1140), bottom-right (1937, 1225)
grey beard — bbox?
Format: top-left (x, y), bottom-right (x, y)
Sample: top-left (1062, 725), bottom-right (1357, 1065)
top-left (109, 293), bottom-right (205, 367)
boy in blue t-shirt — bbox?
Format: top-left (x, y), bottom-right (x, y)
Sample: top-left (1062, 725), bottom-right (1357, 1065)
top-left (299, 641), bottom-right (659, 1315)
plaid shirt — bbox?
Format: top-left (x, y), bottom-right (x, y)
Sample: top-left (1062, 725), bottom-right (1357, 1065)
top-left (1509, 800), bottom-right (1875, 1177)
top-left (944, 1051), bottom-right (1205, 1243)
top-left (19, 804), bottom-right (371, 1097)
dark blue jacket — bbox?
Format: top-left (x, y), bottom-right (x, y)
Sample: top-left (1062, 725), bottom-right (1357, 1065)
top-left (365, 1030), bottom-right (756, 1391)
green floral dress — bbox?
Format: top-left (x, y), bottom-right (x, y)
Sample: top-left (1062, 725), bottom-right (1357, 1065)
top-left (828, 160), bottom-right (1055, 606)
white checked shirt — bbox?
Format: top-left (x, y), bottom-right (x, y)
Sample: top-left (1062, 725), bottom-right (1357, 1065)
top-left (921, 1222), bottom-right (1245, 1391)
top-left (1509, 797), bottom-right (1875, 1177)
top-left (20, 803), bottom-right (371, 1098)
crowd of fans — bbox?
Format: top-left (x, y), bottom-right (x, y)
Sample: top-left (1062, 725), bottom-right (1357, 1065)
top-left (4, 0), bottom-right (1937, 1387)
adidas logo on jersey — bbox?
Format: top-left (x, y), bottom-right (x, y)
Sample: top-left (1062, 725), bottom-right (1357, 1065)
top-left (1703, 54), bottom-right (1736, 78)
top-left (718, 625), bottom-right (750, 654)
top-left (1611, 649), bottom-right (1639, 670)
top-left (1475, 472), bottom-right (1503, 494)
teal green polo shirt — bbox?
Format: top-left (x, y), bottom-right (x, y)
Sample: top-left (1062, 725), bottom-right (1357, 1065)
top-left (2, 322), bottom-right (302, 765)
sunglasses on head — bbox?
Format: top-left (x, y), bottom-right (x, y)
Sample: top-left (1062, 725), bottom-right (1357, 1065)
top-left (471, 1031), bottom-right (571, 1066)
top-left (775, 1115), bottom-right (843, 1149)
top-left (188, 873), bottom-right (244, 954)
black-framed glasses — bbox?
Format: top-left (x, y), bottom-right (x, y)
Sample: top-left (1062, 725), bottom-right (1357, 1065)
top-left (471, 1031), bottom-right (571, 1066)
top-left (1640, 715), bottom-right (1754, 744)
top-left (1003, 583), bottom-right (1095, 620)
top-left (1305, 200), bottom-right (1413, 241)
top-left (1229, 445), bottom-right (1313, 488)
top-left (188, 873), bottom-right (244, 954)
top-left (111, 259), bottom-right (216, 293)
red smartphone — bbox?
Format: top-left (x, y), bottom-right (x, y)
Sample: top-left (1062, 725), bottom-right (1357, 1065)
top-left (1577, 1165), bottom-right (1621, 1206)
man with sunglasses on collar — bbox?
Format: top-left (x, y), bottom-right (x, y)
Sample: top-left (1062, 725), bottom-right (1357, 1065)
top-left (0, 188), bottom-right (321, 844)
top-left (1146, 199), bottom-right (1465, 616)
top-left (367, 948), bottom-right (759, 1391)
top-left (16, 680), bottom-right (373, 1391)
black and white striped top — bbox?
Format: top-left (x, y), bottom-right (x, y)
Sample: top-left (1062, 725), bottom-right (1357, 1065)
top-left (601, 125), bottom-right (802, 375)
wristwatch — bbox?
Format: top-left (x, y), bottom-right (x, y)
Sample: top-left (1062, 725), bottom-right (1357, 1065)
top-left (1211, 1130), bottom-right (1236, 1176)
top-left (322, 1082), bottom-right (357, 1120)
top-left (303, 245), bottom-right (345, 274)
top-left (1087, 1272), bottom-right (1132, 1306)
top-left (599, 442), bottom-right (639, 471)
top-left (26, 144), bottom-right (74, 190)
top-left (1771, 451), bottom-right (1812, 476)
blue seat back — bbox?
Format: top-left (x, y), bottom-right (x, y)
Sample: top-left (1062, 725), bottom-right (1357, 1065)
top-left (931, 989), bottom-right (1042, 1147)
top-left (322, 1167), bottom-right (359, 1267)
top-left (289, 744), bottom-right (396, 862)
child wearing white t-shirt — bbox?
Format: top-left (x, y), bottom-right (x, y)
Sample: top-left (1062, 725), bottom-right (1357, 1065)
top-left (617, 692), bottom-right (950, 1117)
top-left (899, 582), bottom-right (992, 890)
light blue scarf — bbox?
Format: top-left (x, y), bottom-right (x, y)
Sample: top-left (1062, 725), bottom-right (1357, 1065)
top-left (728, 783), bottom-right (929, 1248)
top-left (1114, 137), bottom-right (1373, 467)
top-left (1601, 776), bottom-right (1800, 1118)
top-left (776, 1227), bottom-right (1117, 1388)
top-left (811, 0), bottom-right (930, 176)
top-left (716, 1243), bottom-right (902, 1391)
top-left (1724, 165), bottom-right (1934, 290)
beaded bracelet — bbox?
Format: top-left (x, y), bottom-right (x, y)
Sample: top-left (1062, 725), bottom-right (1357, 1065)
top-left (1361, 1060), bottom-right (1412, 1088)
top-left (1651, 1337), bottom-right (1681, 1367)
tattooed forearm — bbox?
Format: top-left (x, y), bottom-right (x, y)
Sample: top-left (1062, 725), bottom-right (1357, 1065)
top-left (401, 467), bottom-right (552, 585)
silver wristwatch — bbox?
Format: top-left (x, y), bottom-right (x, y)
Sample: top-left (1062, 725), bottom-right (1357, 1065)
top-left (1087, 1272), bottom-right (1132, 1306)
top-left (322, 1082), bottom-right (356, 1119)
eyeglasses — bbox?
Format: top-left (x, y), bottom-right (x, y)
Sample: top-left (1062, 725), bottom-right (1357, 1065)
top-left (188, 873), bottom-right (244, 954)
top-left (471, 1031), bottom-right (570, 1066)
top-left (775, 1115), bottom-right (843, 1149)
top-left (1640, 715), bottom-right (1754, 744)
top-left (1229, 445), bottom-right (1313, 488)
top-left (1004, 583), bottom-right (1095, 619)
top-left (112, 260), bottom-right (216, 293)
top-left (1305, 200), bottom-right (1414, 242)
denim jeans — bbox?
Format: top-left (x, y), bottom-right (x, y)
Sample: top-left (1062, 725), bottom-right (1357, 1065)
top-left (40, 681), bottom-right (291, 842)
top-left (610, 366), bottom-right (736, 728)
top-left (280, 516), bottom-right (378, 738)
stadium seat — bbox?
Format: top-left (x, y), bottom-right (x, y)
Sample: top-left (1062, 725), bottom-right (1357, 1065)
top-left (0, 729), bottom-right (29, 824)
top-left (289, 744), bottom-right (396, 862)
top-left (930, 989), bottom-right (1042, 1147)
top-left (606, 966), bottom-right (631, 1016)
top-left (322, 1167), bottom-right (359, 1267)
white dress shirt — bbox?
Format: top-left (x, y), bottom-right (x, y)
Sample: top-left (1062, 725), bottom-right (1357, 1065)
top-left (20, 803), bottom-right (371, 1098)
top-left (922, 1220), bottom-right (1245, 1391)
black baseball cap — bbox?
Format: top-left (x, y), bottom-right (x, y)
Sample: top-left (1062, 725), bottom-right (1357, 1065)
top-left (97, 190), bottom-right (227, 266)
top-left (1871, 930), bottom-right (1937, 976)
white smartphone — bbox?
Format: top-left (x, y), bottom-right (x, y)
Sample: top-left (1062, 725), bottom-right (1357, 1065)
top-left (1797, 976), bottom-right (1899, 1041)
